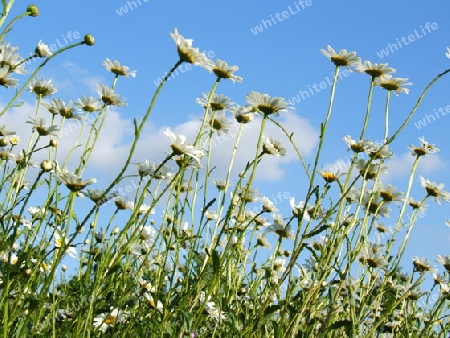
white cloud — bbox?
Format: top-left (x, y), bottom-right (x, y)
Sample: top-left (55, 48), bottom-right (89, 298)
top-left (386, 152), bottom-right (445, 179)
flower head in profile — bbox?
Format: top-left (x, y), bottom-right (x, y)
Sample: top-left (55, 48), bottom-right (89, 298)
top-left (55, 169), bottom-right (97, 192)
top-left (103, 58), bottom-right (136, 78)
top-left (355, 61), bottom-right (395, 79)
top-left (320, 45), bottom-right (360, 67)
top-left (413, 257), bottom-right (437, 273)
top-left (375, 77), bottom-right (412, 95)
top-left (0, 66), bottom-right (18, 88)
top-left (27, 117), bottom-right (59, 137)
top-left (35, 40), bottom-right (52, 57)
top-left (97, 84), bottom-right (126, 107)
top-left (196, 93), bottom-right (233, 111)
top-left (379, 184), bottom-right (403, 203)
top-left (76, 96), bottom-right (103, 113)
top-left (164, 128), bottom-right (204, 164)
top-left (318, 170), bottom-right (341, 184)
top-left (43, 98), bottom-right (82, 119)
top-left (436, 255), bottom-right (450, 273)
top-left (170, 28), bottom-right (212, 67)
top-left (93, 307), bottom-right (127, 333)
top-left (268, 213), bottom-right (294, 239)
top-left (28, 78), bottom-right (57, 97)
top-left (0, 42), bottom-right (26, 74)
top-left (358, 243), bottom-right (388, 269)
top-left (419, 176), bottom-right (450, 204)
top-left (343, 135), bottom-right (370, 153)
top-left (205, 111), bottom-right (233, 135)
top-left (262, 136), bottom-right (286, 156)
top-left (409, 137), bottom-right (439, 157)
top-left (205, 59), bottom-right (242, 83)
top-left (246, 91), bottom-right (289, 116)
top-left (231, 105), bottom-right (256, 124)
top-left (54, 231), bottom-right (77, 258)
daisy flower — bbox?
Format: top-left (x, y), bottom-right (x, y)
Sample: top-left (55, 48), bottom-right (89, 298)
top-left (76, 96), bottom-right (103, 112)
top-left (319, 45), bottom-right (361, 67)
top-left (0, 66), bottom-right (18, 88)
top-left (170, 28), bottom-right (212, 67)
top-left (43, 98), bottom-right (81, 119)
top-left (268, 213), bottom-right (294, 239)
top-left (103, 58), bottom-right (136, 78)
top-left (205, 59), bottom-right (243, 83)
top-left (375, 77), bottom-right (412, 95)
top-left (231, 105), bottom-right (256, 124)
top-left (413, 257), bottom-right (437, 273)
top-left (343, 135), bottom-right (370, 153)
top-left (436, 255), bottom-right (450, 273)
top-left (409, 137), bottom-right (439, 157)
top-left (262, 136), bottom-right (286, 156)
top-left (164, 128), bottom-right (204, 164)
top-left (419, 176), bottom-right (450, 204)
top-left (205, 110), bottom-right (233, 135)
top-left (246, 91), bottom-right (290, 116)
top-left (93, 307), bottom-right (127, 333)
top-left (55, 169), bottom-right (97, 192)
top-left (28, 78), bottom-right (57, 97)
top-left (196, 92), bottom-right (233, 111)
top-left (54, 231), bottom-right (77, 258)
top-left (35, 40), bottom-right (52, 57)
top-left (97, 84), bottom-right (126, 107)
top-left (256, 233), bottom-right (271, 249)
top-left (355, 61), bottom-right (395, 79)
top-left (27, 117), bottom-right (59, 137)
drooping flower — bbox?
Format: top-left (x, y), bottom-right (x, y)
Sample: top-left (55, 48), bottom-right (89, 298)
top-left (256, 233), bottom-right (271, 249)
top-left (164, 128), bottom-right (204, 164)
top-left (205, 59), bottom-right (243, 83)
top-left (355, 61), bottom-right (395, 79)
top-left (103, 58), bottom-right (136, 78)
top-left (319, 45), bottom-right (361, 67)
top-left (375, 77), bottom-right (412, 95)
top-left (170, 28), bottom-right (212, 67)
top-left (246, 91), bottom-right (290, 117)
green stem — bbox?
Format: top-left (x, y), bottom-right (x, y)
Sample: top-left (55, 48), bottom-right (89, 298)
top-left (383, 90), bottom-right (391, 142)
top-left (359, 78), bottom-right (375, 140)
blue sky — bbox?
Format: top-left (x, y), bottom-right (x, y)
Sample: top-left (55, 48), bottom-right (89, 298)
top-left (3, 1), bottom-right (450, 271)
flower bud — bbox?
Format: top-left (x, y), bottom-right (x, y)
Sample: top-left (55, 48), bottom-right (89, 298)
top-left (83, 34), bottom-right (95, 46)
top-left (40, 160), bottom-right (53, 172)
top-left (27, 5), bottom-right (39, 17)
top-left (49, 139), bottom-right (58, 147)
